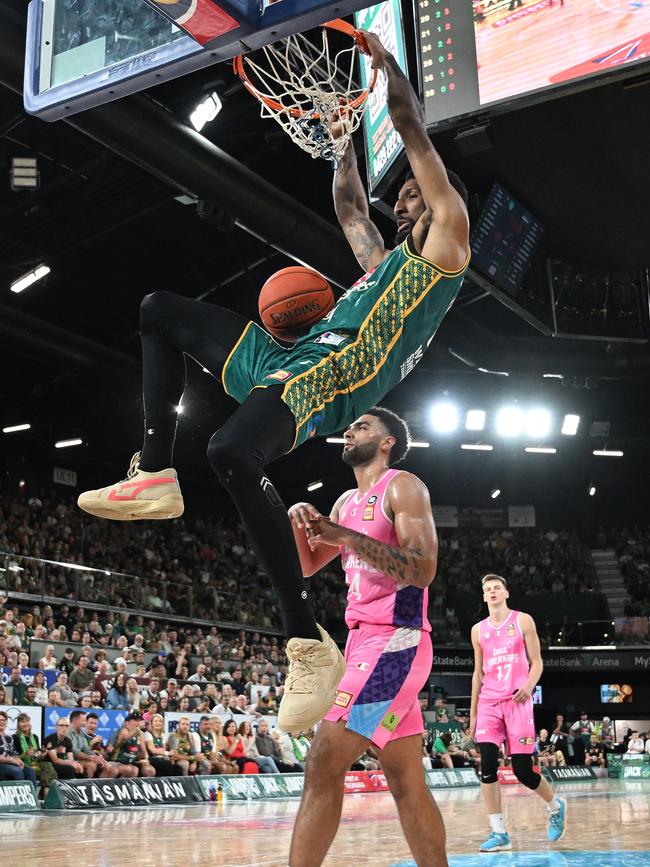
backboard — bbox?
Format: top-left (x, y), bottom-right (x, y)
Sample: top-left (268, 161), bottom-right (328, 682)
top-left (24, 0), bottom-right (375, 121)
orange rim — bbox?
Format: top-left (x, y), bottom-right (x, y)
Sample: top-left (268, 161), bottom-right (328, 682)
top-left (232, 18), bottom-right (378, 120)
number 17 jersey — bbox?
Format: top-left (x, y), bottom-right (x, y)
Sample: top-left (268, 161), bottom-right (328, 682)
top-left (477, 610), bottom-right (530, 703)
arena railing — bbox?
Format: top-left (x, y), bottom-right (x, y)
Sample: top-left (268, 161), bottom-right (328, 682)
top-left (0, 551), bottom-right (283, 637)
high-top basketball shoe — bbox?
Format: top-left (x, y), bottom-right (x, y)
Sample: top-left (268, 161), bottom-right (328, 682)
top-left (77, 452), bottom-right (184, 521)
top-left (278, 624), bottom-right (346, 734)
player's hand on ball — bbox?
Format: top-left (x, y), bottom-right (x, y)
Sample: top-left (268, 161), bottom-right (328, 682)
top-left (288, 502), bottom-right (320, 530)
top-left (512, 685), bottom-right (533, 703)
top-left (307, 516), bottom-right (349, 549)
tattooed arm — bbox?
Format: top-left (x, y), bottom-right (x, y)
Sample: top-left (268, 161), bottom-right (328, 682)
top-left (333, 140), bottom-right (387, 272)
top-left (308, 472), bottom-right (437, 588)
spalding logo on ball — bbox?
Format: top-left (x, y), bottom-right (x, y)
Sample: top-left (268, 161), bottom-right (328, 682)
top-left (259, 266), bottom-right (335, 342)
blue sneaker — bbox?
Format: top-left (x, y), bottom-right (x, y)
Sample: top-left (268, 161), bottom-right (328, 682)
top-left (479, 832), bottom-right (512, 852)
top-left (548, 797), bottom-right (567, 842)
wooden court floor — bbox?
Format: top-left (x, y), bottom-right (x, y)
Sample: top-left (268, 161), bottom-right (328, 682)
top-left (2, 779), bottom-right (649, 866)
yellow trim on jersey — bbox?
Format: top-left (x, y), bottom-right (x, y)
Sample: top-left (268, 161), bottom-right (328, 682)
top-left (283, 260), bottom-right (445, 448)
top-left (221, 321), bottom-right (255, 396)
top-left (404, 236), bottom-right (471, 277)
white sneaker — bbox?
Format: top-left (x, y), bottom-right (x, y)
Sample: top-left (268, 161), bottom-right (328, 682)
top-left (278, 624), bottom-right (346, 734)
top-left (77, 452), bottom-right (184, 521)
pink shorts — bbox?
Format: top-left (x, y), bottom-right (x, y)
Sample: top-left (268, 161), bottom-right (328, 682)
top-left (476, 697), bottom-right (536, 755)
top-left (324, 622), bottom-right (432, 749)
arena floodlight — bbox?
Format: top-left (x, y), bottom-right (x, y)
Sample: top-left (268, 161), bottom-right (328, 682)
top-left (524, 446), bottom-right (557, 454)
top-left (525, 408), bottom-right (551, 439)
top-left (326, 437), bottom-right (345, 444)
top-left (430, 402), bottom-right (459, 434)
top-left (10, 264), bottom-right (50, 294)
top-left (175, 404), bottom-right (184, 414)
top-left (561, 414), bottom-right (580, 436)
top-left (190, 92), bottom-right (222, 132)
top-left (2, 423), bottom-right (31, 434)
top-left (496, 406), bottom-right (523, 437)
top-left (461, 443), bottom-right (493, 451)
top-left (593, 449), bottom-right (623, 457)
top-left (307, 480), bottom-right (323, 492)
top-left (490, 488), bottom-right (501, 499)
top-left (55, 438), bottom-right (82, 449)
top-left (465, 409), bottom-right (486, 431)
top-left (589, 485), bottom-right (596, 496)
top-left (409, 441), bottom-right (430, 448)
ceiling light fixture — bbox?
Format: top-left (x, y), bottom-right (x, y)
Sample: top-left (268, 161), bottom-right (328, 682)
top-left (11, 264), bottom-right (50, 294)
top-left (561, 414), bottom-right (580, 436)
top-left (2, 423), bottom-right (31, 434)
top-left (465, 409), bottom-right (486, 431)
top-left (593, 449), bottom-right (623, 457)
top-left (525, 408), bottom-right (551, 439)
top-left (307, 481), bottom-right (323, 492)
top-left (524, 446), bottom-right (557, 454)
top-left (430, 402), bottom-right (459, 434)
top-left (490, 488), bottom-right (501, 499)
top-left (588, 485), bottom-right (596, 496)
top-left (461, 443), bottom-right (493, 451)
top-left (190, 91), bottom-right (222, 132)
top-left (55, 438), bottom-right (83, 449)
top-left (496, 406), bottom-right (524, 437)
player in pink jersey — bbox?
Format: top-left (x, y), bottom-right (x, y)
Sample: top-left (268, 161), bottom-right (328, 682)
top-left (470, 574), bottom-right (566, 852)
top-left (285, 407), bottom-right (447, 867)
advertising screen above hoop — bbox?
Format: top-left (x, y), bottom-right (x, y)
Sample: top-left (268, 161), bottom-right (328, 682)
top-left (415, 0), bottom-right (650, 128)
top-left (354, 0), bottom-right (408, 197)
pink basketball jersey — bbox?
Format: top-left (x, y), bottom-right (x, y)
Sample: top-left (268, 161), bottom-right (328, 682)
top-left (477, 610), bottom-right (530, 702)
top-left (338, 469), bottom-right (431, 632)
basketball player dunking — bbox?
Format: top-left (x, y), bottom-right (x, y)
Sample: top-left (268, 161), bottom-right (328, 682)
top-left (470, 575), bottom-right (566, 852)
top-left (286, 407), bottom-right (447, 867)
top-left (77, 33), bottom-right (469, 733)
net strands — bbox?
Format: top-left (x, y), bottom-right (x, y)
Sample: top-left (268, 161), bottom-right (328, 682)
top-left (241, 30), bottom-right (367, 168)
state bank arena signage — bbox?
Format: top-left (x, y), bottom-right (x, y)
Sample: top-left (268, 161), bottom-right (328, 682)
top-left (431, 650), bottom-right (650, 672)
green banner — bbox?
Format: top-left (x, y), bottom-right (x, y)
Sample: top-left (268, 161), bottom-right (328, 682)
top-left (0, 780), bottom-right (40, 813)
top-left (607, 753), bottom-right (650, 767)
top-left (195, 774), bottom-right (305, 802)
top-left (354, 0), bottom-right (408, 193)
top-left (542, 766), bottom-right (597, 783)
top-left (621, 764), bottom-right (650, 779)
top-left (425, 768), bottom-right (479, 788)
top-left (425, 721), bottom-right (464, 748)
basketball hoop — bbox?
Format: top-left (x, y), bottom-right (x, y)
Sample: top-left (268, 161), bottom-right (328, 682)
top-left (233, 19), bottom-right (378, 169)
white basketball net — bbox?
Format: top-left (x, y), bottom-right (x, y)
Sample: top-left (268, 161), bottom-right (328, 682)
top-left (237, 29), bottom-right (369, 169)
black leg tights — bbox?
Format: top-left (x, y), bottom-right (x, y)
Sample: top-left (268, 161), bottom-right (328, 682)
top-left (207, 387), bottom-right (319, 640)
top-left (138, 290), bottom-right (318, 640)
top-left (139, 290), bottom-right (249, 470)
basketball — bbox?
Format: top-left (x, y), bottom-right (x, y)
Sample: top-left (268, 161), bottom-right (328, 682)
top-left (258, 266), bottom-right (335, 341)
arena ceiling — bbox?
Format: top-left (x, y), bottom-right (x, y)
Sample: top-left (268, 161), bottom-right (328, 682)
top-left (0, 0), bottom-right (649, 514)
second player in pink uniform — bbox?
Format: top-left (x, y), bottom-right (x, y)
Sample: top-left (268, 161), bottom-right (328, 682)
top-left (470, 574), bottom-right (567, 852)
top-left (286, 407), bottom-right (447, 867)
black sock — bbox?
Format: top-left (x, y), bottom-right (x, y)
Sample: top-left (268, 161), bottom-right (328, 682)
top-left (139, 421), bottom-right (178, 472)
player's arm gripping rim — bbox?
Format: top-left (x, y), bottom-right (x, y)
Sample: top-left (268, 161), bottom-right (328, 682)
top-left (307, 472), bottom-right (437, 589)
top-left (469, 624), bottom-right (483, 740)
top-left (362, 32), bottom-right (469, 272)
top-left (332, 138), bottom-right (387, 272)
top-left (513, 613), bottom-right (543, 704)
